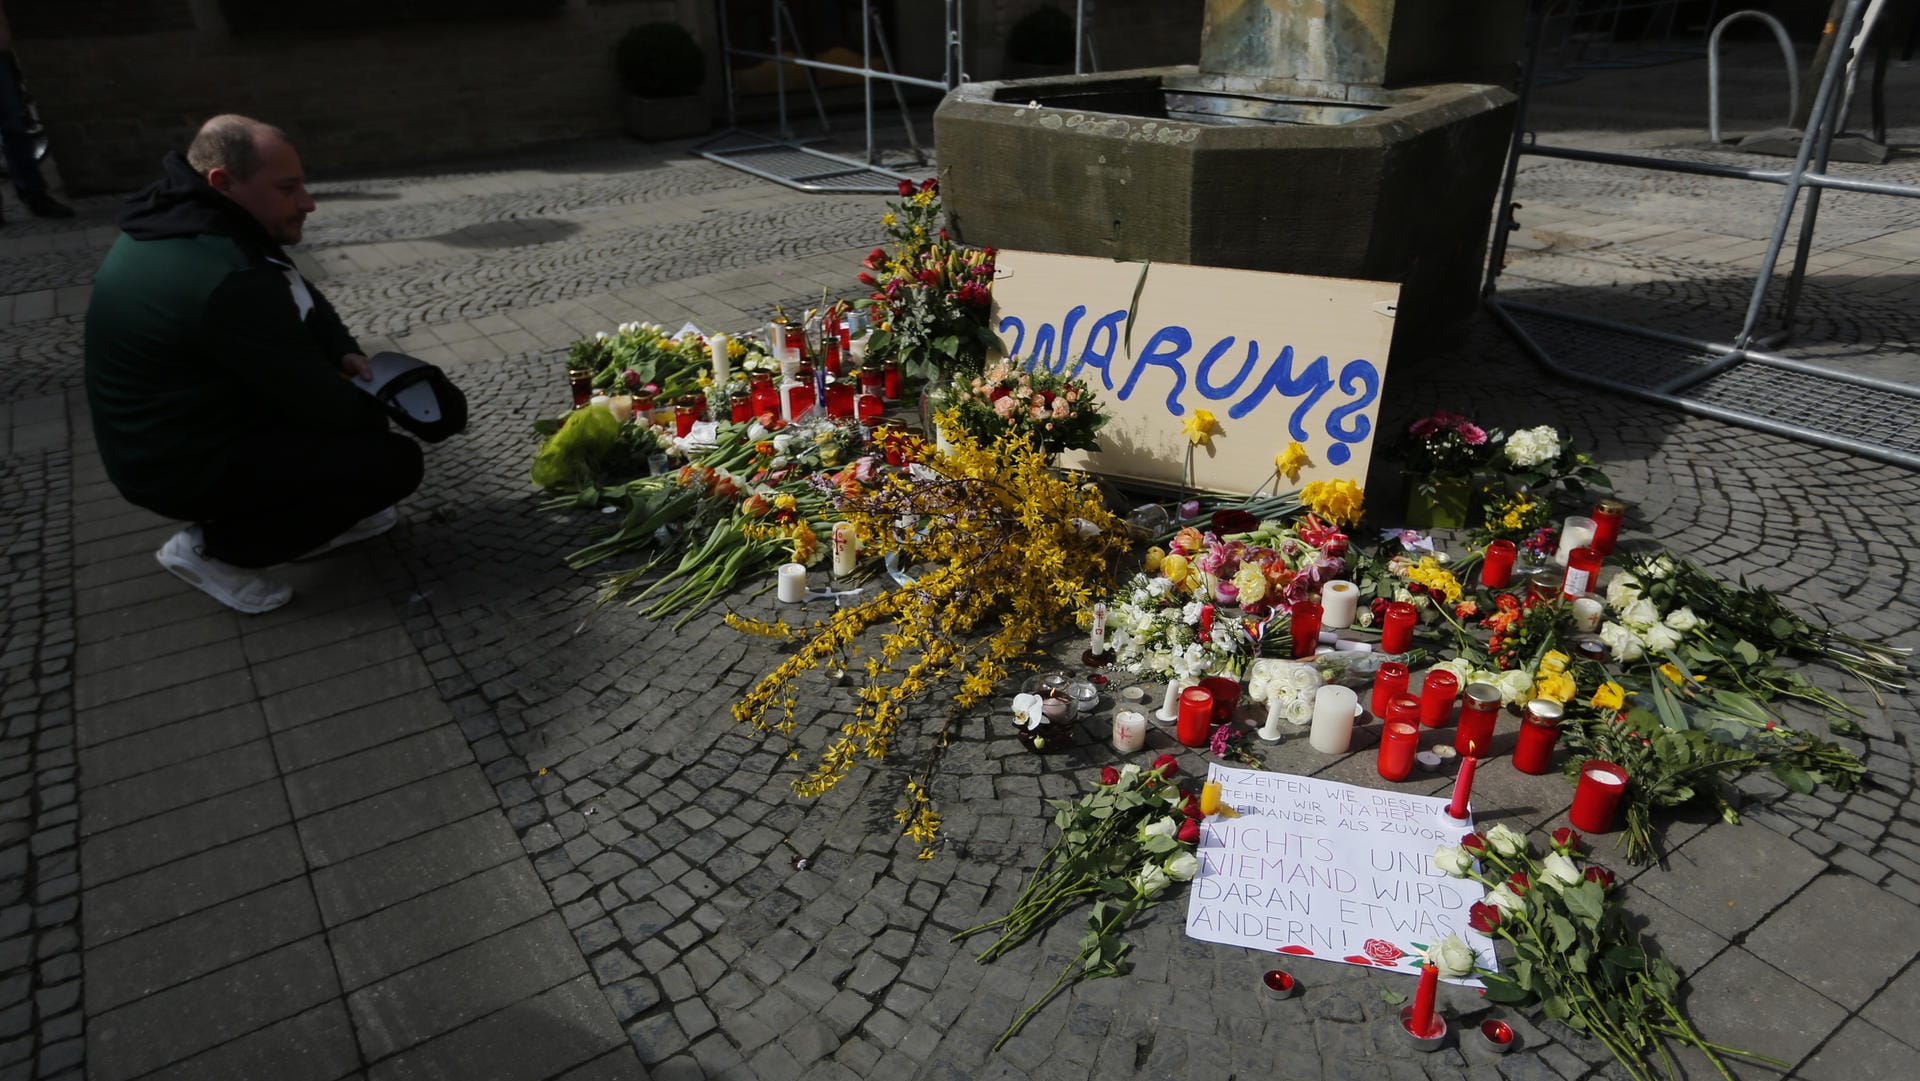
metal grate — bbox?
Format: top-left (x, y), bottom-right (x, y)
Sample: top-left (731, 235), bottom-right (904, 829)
top-left (1493, 301), bottom-right (1920, 470)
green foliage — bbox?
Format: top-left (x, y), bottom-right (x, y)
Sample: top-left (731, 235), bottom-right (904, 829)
top-left (616, 21), bottom-right (707, 98)
top-left (530, 407), bottom-right (639, 492)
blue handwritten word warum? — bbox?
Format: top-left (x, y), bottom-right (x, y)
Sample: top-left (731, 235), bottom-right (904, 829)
top-left (998, 306), bottom-right (1381, 466)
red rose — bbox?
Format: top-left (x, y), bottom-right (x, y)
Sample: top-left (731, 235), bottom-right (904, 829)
top-left (1181, 793), bottom-right (1202, 820)
top-left (1584, 865), bottom-right (1616, 890)
top-left (897, 179), bottom-right (915, 196)
top-left (863, 247), bottom-right (886, 269)
top-left (1361, 938), bottom-right (1404, 966)
top-left (1508, 872), bottom-right (1530, 895)
top-left (1469, 901), bottom-right (1501, 933)
top-left (920, 177), bottom-right (938, 193)
top-left (1151, 754), bottom-right (1179, 777)
top-left (1100, 766), bottom-right (1120, 786)
top-left (1177, 819), bottom-right (1200, 844)
top-left (1551, 827), bottom-right (1583, 852)
top-left (1461, 833), bottom-right (1486, 851)
top-left (1370, 597), bottom-right (1389, 619)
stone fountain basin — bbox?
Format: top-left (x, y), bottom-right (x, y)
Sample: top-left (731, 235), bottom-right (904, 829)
top-left (934, 67), bottom-right (1517, 353)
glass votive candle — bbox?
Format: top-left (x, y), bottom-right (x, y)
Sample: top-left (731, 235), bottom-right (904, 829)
top-left (1176, 687), bottom-right (1214, 748)
top-left (728, 390), bottom-right (751, 423)
top-left (1199, 675), bottom-right (1241, 724)
top-left (1512, 698), bottom-right (1564, 775)
top-left (1370, 661), bottom-right (1410, 719)
top-left (1289, 601), bottom-right (1323, 659)
top-left (1385, 693), bottom-right (1421, 726)
top-left (674, 397), bottom-right (699, 438)
top-left (1570, 760), bottom-right (1629, 832)
top-left (1555, 515), bottom-right (1596, 565)
top-left (1380, 601), bottom-right (1418, 654)
top-left (1571, 595), bottom-right (1604, 633)
top-left (567, 367), bottom-right (595, 409)
top-left (1111, 710), bottom-right (1147, 753)
top-left (1561, 546), bottom-right (1603, 600)
top-left (1481, 539), bottom-right (1518, 589)
top-left (1456, 682), bottom-right (1500, 757)
top-left (1589, 499), bottom-right (1627, 557)
top-left (856, 392), bottom-right (884, 424)
top-left (1377, 721), bottom-right (1419, 781)
top-left (1418, 669), bottom-right (1458, 728)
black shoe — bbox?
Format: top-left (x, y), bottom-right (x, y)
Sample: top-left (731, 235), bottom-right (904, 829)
top-left (21, 192), bottom-right (73, 219)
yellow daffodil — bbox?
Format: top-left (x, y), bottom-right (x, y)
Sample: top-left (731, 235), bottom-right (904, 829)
top-left (1591, 681), bottom-right (1626, 711)
top-left (1183, 409), bottom-right (1218, 447)
top-left (1276, 441), bottom-right (1311, 482)
top-left (1300, 478), bottom-right (1365, 527)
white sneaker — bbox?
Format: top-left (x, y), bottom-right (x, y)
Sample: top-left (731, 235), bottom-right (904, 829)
top-left (299, 505), bottom-right (399, 560)
top-left (156, 526), bottom-right (294, 614)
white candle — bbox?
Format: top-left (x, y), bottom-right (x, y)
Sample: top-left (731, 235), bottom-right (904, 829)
top-left (608, 395), bottom-right (634, 424)
top-left (778, 379), bottom-right (796, 423)
top-left (1321, 579), bottom-right (1359, 628)
top-left (776, 562), bottom-right (807, 603)
top-left (831, 522), bottom-right (858, 578)
top-left (1309, 685), bottom-right (1358, 754)
top-left (1090, 603), bottom-right (1108, 656)
top-left (1156, 679), bottom-right (1184, 723)
top-left (1555, 516), bottom-right (1596, 565)
top-left (1259, 695), bottom-right (1286, 742)
top-left (1571, 596), bottom-right (1603, 633)
top-left (710, 333), bottom-right (730, 386)
top-left (1111, 710), bottom-right (1147, 752)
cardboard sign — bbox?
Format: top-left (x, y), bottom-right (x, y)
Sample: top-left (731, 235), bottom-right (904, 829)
top-left (989, 251), bottom-right (1398, 495)
top-left (1184, 764), bottom-right (1497, 983)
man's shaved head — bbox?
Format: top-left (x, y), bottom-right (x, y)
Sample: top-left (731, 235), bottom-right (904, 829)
top-left (187, 115), bottom-right (288, 183)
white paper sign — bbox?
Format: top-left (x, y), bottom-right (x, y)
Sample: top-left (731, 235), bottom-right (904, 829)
top-left (1184, 764), bottom-right (1497, 983)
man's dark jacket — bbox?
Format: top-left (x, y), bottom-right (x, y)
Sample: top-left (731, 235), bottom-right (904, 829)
top-left (83, 151), bottom-right (386, 516)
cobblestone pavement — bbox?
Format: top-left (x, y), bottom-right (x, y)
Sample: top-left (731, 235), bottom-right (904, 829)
top-left (3, 50), bottom-right (1919, 1081)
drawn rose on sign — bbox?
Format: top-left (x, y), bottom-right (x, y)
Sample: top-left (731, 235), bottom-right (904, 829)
top-left (1277, 944), bottom-right (1316, 956)
top-left (1361, 939), bottom-right (1405, 966)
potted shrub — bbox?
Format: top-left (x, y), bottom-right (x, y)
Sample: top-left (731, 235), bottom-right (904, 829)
top-left (616, 21), bottom-right (710, 141)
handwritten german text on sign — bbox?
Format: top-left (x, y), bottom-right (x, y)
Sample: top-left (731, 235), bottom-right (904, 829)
top-left (988, 251), bottom-right (1398, 494)
top-left (1184, 764), bottom-right (1496, 983)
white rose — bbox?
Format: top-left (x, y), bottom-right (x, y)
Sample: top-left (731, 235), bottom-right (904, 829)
top-left (1621, 598), bottom-right (1661, 630)
top-left (1285, 698), bottom-right (1315, 725)
top-left (1433, 844), bottom-right (1475, 878)
top-left (1133, 863), bottom-right (1171, 897)
top-left (1141, 817), bottom-right (1178, 840)
top-left (1493, 669), bottom-right (1534, 705)
top-left (1286, 664), bottom-right (1322, 692)
top-left (1640, 623), bottom-right (1682, 654)
top-left (1664, 607), bottom-right (1700, 633)
top-left (1503, 425), bottom-right (1561, 468)
top-left (1164, 852), bottom-right (1200, 882)
top-left (1424, 933), bottom-right (1479, 979)
top-left (1646, 556), bottom-right (1677, 580)
top-left (1430, 657), bottom-right (1474, 684)
top-left (1541, 852), bottom-right (1583, 887)
top-left (1485, 883), bottom-right (1526, 916)
top-left (1605, 572), bottom-right (1642, 609)
top-left (1599, 621), bottom-right (1645, 662)
top-left (1485, 823), bottom-right (1527, 858)
top-left (1120, 763), bottom-right (1141, 784)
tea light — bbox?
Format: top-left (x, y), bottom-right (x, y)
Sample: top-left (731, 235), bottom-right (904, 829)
top-left (1479, 1018), bottom-right (1515, 1054)
top-left (1120, 685), bottom-right (1148, 705)
top-left (1309, 685), bottom-right (1358, 754)
top-left (776, 562), bottom-right (807, 603)
top-left (1570, 760), bottom-right (1629, 832)
top-left (1554, 516), bottom-right (1596, 565)
top-left (1111, 710), bottom-right (1147, 752)
top-left (1066, 681), bottom-right (1100, 713)
top-left (1571, 595), bottom-right (1604, 633)
top-left (1262, 969), bottom-right (1299, 999)
top-left (1320, 580), bottom-right (1359, 628)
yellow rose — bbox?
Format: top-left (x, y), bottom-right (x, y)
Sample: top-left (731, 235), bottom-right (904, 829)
top-left (1591, 681), bottom-right (1626, 711)
top-left (1232, 563), bottom-right (1268, 606)
top-left (1144, 546), bottom-right (1166, 573)
top-left (1531, 671), bottom-right (1577, 703)
top-left (1275, 441), bottom-right (1311, 482)
top-left (1538, 650), bottom-right (1571, 677)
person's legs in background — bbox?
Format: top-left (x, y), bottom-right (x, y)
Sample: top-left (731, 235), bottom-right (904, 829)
top-left (0, 48), bottom-right (71, 219)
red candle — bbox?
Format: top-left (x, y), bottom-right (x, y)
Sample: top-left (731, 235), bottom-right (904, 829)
top-left (1386, 694), bottom-right (1421, 726)
top-left (748, 373), bottom-right (779, 417)
top-left (1445, 753), bottom-right (1478, 819)
top-left (1418, 670), bottom-right (1458, 728)
top-left (1561, 546), bottom-right (1603, 600)
top-left (856, 392), bottom-right (884, 424)
top-left (785, 381), bottom-right (815, 420)
top-left (1455, 683), bottom-right (1500, 757)
top-left (1512, 699), bottom-right (1564, 775)
top-left (883, 360), bottom-right (902, 400)
top-left (1589, 499), bottom-right (1626, 557)
top-left (1481, 539), bottom-right (1517, 589)
top-left (860, 365), bottom-right (886, 398)
top-left (1289, 600), bottom-right (1323, 659)
top-left (1380, 601), bottom-right (1417, 654)
top-left (1410, 964), bottom-right (1441, 1039)
top-left (824, 336), bottom-right (842, 377)
top-left (1199, 676), bottom-right (1241, 724)
top-left (1377, 721), bottom-right (1419, 781)
top-left (1370, 662), bottom-right (1410, 719)
top-left (825, 381), bottom-right (855, 418)
top-left (1570, 760), bottom-right (1628, 832)
top-left (567, 367), bottom-right (594, 409)
top-left (1176, 687), bottom-right (1214, 748)
top-left (728, 392), bottom-right (751, 424)
top-left (673, 400), bottom-right (697, 438)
